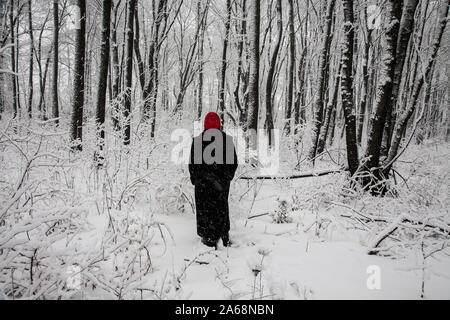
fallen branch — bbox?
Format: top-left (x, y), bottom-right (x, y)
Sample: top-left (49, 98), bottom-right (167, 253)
top-left (183, 258), bottom-right (209, 265)
top-left (368, 214), bottom-right (405, 255)
top-left (247, 213), bottom-right (270, 220)
top-left (239, 168), bottom-right (348, 180)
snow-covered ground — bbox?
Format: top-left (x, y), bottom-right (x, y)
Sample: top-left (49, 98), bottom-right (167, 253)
top-left (1, 120), bottom-right (449, 300)
top-left (81, 160), bottom-right (450, 299)
top-left (117, 172), bottom-right (450, 300)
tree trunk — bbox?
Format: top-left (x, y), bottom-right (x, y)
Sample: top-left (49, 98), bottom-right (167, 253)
top-left (386, 0), bottom-right (449, 168)
top-left (70, 0), bottom-right (86, 150)
top-left (265, 0), bottom-right (282, 147)
top-left (218, 0), bottom-right (232, 125)
top-left (233, 0), bottom-right (248, 128)
top-left (133, 4), bottom-right (145, 93)
top-left (340, 0), bottom-right (359, 177)
top-left (95, 0), bottom-right (112, 164)
top-left (317, 63), bottom-right (341, 155)
top-left (246, 0), bottom-right (260, 153)
top-left (27, 0), bottom-right (33, 118)
top-left (357, 4), bottom-right (372, 144)
top-left (142, 0), bottom-right (167, 138)
top-left (382, 0), bottom-right (420, 156)
top-left (364, 0), bottom-right (402, 175)
top-left (285, 0), bottom-right (295, 134)
top-left (197, 0), bottom-right (205, 120)
top-left (9, 0), bottom-right (17, 118)
top-left (122, 0), bottom-right (136, 145)
top-left (51, 0), bottom-right (59, 124)
top-left (308, 0), bottom-right (336, 160)
top-left (111, 0), bottom-right (121, 130)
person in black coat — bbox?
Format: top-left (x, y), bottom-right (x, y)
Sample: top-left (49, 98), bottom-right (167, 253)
top-left (189, 112), bottom-right (238, 248)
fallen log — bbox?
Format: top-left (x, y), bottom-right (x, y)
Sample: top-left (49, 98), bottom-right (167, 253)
top-left (239, 168), bottom-right (348, 180)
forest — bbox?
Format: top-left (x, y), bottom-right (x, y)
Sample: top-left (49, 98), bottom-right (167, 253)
top-left (0, 0), bottom-right (449, 300)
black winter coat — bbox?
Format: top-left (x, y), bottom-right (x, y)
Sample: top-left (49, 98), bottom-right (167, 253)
top-left (189, 129), bottom-right (238, 241)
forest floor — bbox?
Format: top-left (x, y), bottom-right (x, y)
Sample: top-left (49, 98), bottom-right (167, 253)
top-left (1, 120), bottom-right (449, 300)
top-left (81, 141), bottom-right (450, 300)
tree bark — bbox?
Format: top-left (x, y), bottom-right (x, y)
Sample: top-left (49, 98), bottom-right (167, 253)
top-left (95, 0), bottom-right (112, 163)
top-left (233, 0), bottom-right (248, 127)
top-left (357, 3), bottom-right (372, 144)
top-left (386, 0), bottom-right (449, 168)
top-left (27, 0), bottom-right (33, 118)
top-left (142, 0), bottom-right (167, 138)
top-left (133, 4), bottom-right (145, 93)
top-left (317, 63), bottom-right (341, 155)
top-left (218, 0), bottom-right (232, 125)
top-left (364, 0), bottom-right (402, 174)
top-left (285, 0), bottom-right (295, 134)
top-left (340, 0), bottom-right (359, 176)
top-left (308, 0), bottom-right (336, 160)
top-left (111, 0), bottom-right (121, 130)
top-left (9, 0), bottom-right (17, 118)
top-left (51, 0), bottom-right (59, 124)
top-left (197, 0), bottom-right (205, 120)
top-left (265, 0), bottom-right (282, 147)
top-left (246, 0), bottom-right (260, 153)
top-left (70, 0), bottom-right (86, 150)
top-left (382, 0), bottom-right (420, 156)
top-left (122, 0), bottom-right (136, 145)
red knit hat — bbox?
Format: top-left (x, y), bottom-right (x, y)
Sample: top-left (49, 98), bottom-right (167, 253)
top-left (204, 112), bottom-right (221, 130)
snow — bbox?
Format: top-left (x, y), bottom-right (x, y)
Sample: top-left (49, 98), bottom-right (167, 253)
top-left (123, 175), bottom-right (450, 300)
top-left (1, 117), bottom-right (449, 300)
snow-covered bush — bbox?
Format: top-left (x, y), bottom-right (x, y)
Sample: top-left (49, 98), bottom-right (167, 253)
top-left (271, 196), bottom-right (293, 224)
top-left (0, 118), bottom-right (177, 299)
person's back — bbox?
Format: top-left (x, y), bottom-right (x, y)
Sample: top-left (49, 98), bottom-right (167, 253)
top-left (189, 112), bottom-right (238, 248)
